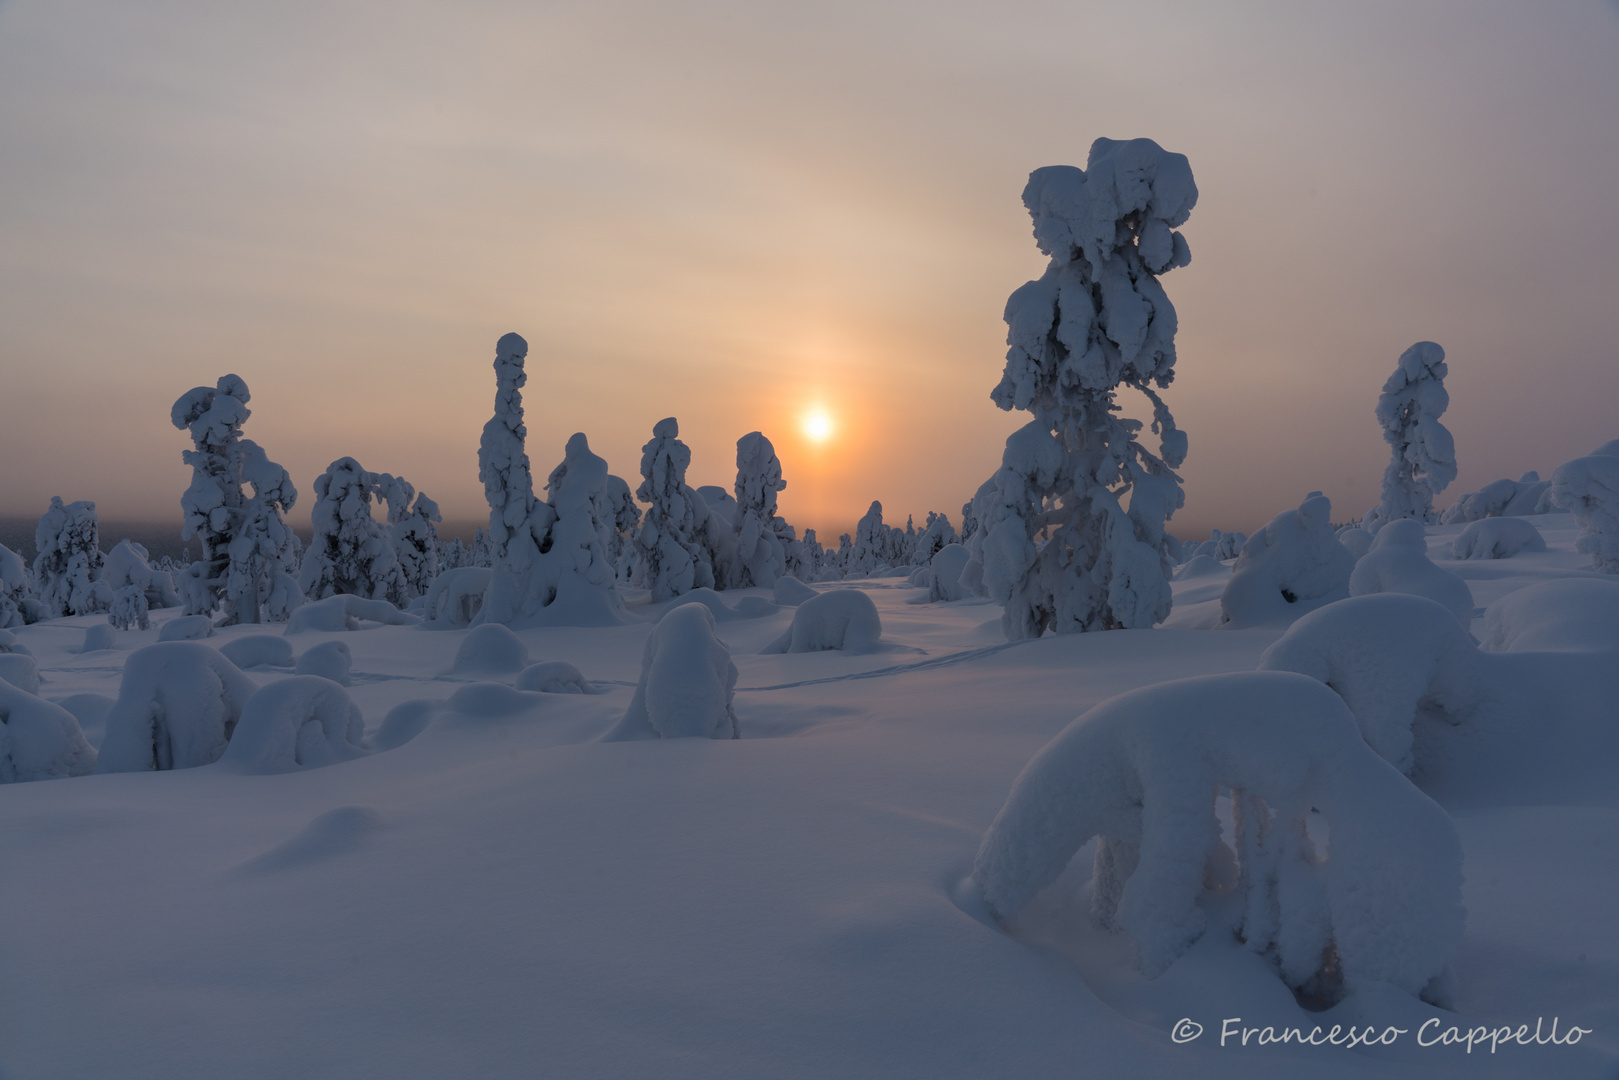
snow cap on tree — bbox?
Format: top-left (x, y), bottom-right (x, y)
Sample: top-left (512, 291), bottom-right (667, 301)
top-left (1365, 342), bottom-right (1456, 531)
top-left (971, 138), bottom-right (1196, 639)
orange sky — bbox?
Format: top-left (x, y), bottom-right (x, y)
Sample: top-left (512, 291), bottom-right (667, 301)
top-left (2, 0), bottom-right (1617, 543)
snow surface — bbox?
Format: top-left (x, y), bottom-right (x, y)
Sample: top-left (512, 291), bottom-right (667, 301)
top-left (2, 515), bottom-right (1617, 1078)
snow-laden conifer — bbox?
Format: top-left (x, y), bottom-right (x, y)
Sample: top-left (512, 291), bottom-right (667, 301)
top-left (377, 473), bottom-right (441, 602)
top-left (633, 417), bottom-right (717, 602)
top-left (171, 375), bottom-right (300, 625)
top-left (1363, 342), bottom-right (1457, 531)
top-left (1550, 443), bottom-right (1619, 573)
top-left (32, 497), bottom-right (108, 618)
top-left (729, 431), bottom-right (789, 589)
top-left (0, 545), bottom-right (29, 629)
top-left (299, 458), bottom-right (405, 604)
top-left (848, 501), bottom-right (889, 576)
top-left (970, 139), bottom-right (1196, 638)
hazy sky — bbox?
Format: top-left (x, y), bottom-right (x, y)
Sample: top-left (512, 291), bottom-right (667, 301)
top-left (2, 0), bottom-right (1617, 542)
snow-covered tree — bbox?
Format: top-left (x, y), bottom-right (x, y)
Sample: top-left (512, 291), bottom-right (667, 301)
top-left (1363, 342), bottom-right (1456, 531)
top-left (729, 431), bottom-right (789, 589)
top-left (171, 375), bottom-right (300, 625)
top-left (474, 334), bottom-right (627, 627)
top-left (299, 458), bottom-right (405, 604)
top-left (913, 512), bottom-right (958, 565)
top-left (796, 528), bottom-right (824, 580)
top-left (0, 545), bottom-right (28, 628)
top-left (377, 473), bottom-right (441, 603)
top-left (108, 585), bottom-right (150, 631)
top-left (1550, 444), bottom-right (1619, 573)
top-left (848, 501), bottom-right (890, 575)
top-left (633, 417), bottom-right (717, 601)
top-left (968, 139), bottom-right (1197, 639)
top-left (32, 497), bottom-right (109, 618)
top-left (594, 472), bottom-right (641, 580)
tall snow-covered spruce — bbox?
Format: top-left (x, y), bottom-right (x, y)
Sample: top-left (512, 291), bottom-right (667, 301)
top-left (170, 376), bottom-right (301, 625)
top-left (728, 431), bottom-right (789, 589)
top-left (1363, 341), bottom-right (1456, 531)
top-left (968, 138), bottom-right (1196, 638)
top-left (474, 333), bottom-right (626, 627)
top-left (632, 417), bottom-right (717, 601)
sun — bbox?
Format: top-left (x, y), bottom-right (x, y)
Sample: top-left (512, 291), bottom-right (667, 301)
top-left (802, 409), bottom-right (833, 443)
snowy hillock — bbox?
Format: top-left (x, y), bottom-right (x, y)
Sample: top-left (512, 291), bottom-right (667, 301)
top-left (1442, 472), bottom-right (1553, 523)
top-left (1348, 519), bottom-right (1475, 624)
top-left (1219, 494), bottom-right (1355, 628)
top-left (1452, 517), bottom-right (1547, 560)
top-left (95, 643), bottom-right (255, 773)
top-left (217, 676), bottom-right (368, 774)
top-left (972, 672), bottom-right (1464, 1000)
top-left (1479, 577), bottom-right (1619, 653)
top-left (761, 589), bottom-right (882, 654)
top-left (607, 602), bottom-right (739, 740)
top-left (0, 679), bottom-right (97, 781)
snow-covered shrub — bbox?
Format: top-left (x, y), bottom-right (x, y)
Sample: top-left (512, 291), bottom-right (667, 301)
top-left (453, 623), bottom-right (529, 676)
top-left (1348, 520), bottom-right (1474, 624)
top-left (968, 139), bottom-right (1196, 639)
top-left (284, 594), bottom-right (421, 634)
top-left (0, 653), bottom-right (41, 694)
top-left (971, 671), bottom-right (1464, 999)
top-left (300, 458), bottom-right (406, 604)
top-left (728, 432), bottom-right (789, 590)
top-left (0, 680), bottom-right (97, 781)
top-left (81, 623), bottom-right (117, 653)
top-left (1193, 529), bottom-right (1246, 561)
top-left (928, 544), bottom-right (971, 603)
top-left (1334, 527), bottom-right (1373, 560)
top-left (1452, 517), bottom-right (1547, 560)
top-left (171, 375), bottom-right (301, 624)
top-left (96, 643), bottom-right (256, 772)
top-left (32, 497), bottom-right (107, 618)
top-left (219, 635), bottom-right (295, 669)
top-left (1550, 450), bottom-right (1619, 573)
top-left (1480, 578), bottom-right (1619, 652)
top-left (1362, 342), bottom-right (1456, 531)
top-left (1441, 472), bottom-right (1553, 524)
top-left (217, 676), bottom-right (367, 774)
top-left (1259, 595), bottom-right (1489, 775)
top-left (1219, 495), bottom-right (1355, 628)
top-left (0, 544), bottom-right (29, 628)
top-left (761, 589), bottom-right (882, 654)
top-left (514, 661), bottom-right (596, 694)
top-left (772, 576), bottom-right (817, 606)
top-left (653, 587), bottom-right (741, 624)
top-left (108, 585), bottom-right (150, 631)
top-left (378, 474), bottom-right (442, 603)
top-left (294, 641), bottom-right (352, 686)
top-left (423, 568), bottom-right (492, 629)
top-left (102, 540), bottom-right (180, 609)
top-left (633, 417), bottom-right (717, 602)
top-left (158, 614), bottom-right (214, 641)
top-left (607, 602), bottom-right (739, 741)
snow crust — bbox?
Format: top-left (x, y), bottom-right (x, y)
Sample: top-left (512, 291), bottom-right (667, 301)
top-left (972, 671), bottom-right (1464, 997)
top-left (761, 589), bottom-right (883, 654)
top-left (96, 643), bottom-right (256, 773)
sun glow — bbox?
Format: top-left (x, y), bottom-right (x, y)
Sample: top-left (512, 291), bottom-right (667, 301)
top-left (802, 409), bottom-right (833, 443)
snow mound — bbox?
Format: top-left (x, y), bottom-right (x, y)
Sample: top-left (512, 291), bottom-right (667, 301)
top-left (422, 567), bottom-right (491, 629)
top-left (1441, 472), bottom-right (1553, 523)
top-left (238, 805), bottom-right (386, 874)
top-left (928, 544), bottom-right (971, 602)
top-left (1170, 553), bottom-right (1223, 580)
top-left (284, 594), bottom-right (420, 634)
top-left (607, 602), bottom-right (739, 741)
top-left (453, 623), bottom-right (530, 676)
top-left (219, 635), bottom-right (295, 669)
top-left (772, 576), bottom-right (817, 606)
top-left (1480, 578), bottom-right (1619, 652)
top-left (1219, 495), bottom-right (1355, 628)
top-left (514, 661), bottom-right (595, 694)
top-left (1258, 595), bottom-right (1488, 775)
top-left (81, 624), bottom-right (118, 653)
top-left (217, 676), bottom-right (368, 774)
top-left (1348, 520), bottom-right (1474, 624)
top-left (96, 643), bottom-right (256, 773)
top-left (158, 614), bottom-right (214, 641)
top-left (0, 629), bottom-right (28, 655)
top-left (653, 587), bottom-right (740, 623)
top-left (733, 596), bottom-right (779, 618)
top-left (0, 653), bottom-right (42, 694)
top-left (0, 680), bottom-right (97, 781)
top-left (295, 641), bottom-right (352, 686)
top-left (761, 590), bottom-right (883, 654)
top-left (1335, 527), bottom-right (1373, 560)
top-left (1550, 453), bottom-right (1619, 572)
top-left (447, 682), bottom-right (539, 717)
top-left (1452, 517), bottom-right (1547, 560)
top-left (971, 671), bottom-right (1464, 999)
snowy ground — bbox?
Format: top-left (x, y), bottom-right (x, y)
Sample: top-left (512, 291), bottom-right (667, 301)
top-left (3, 513), bottom-right (1616, 1079)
